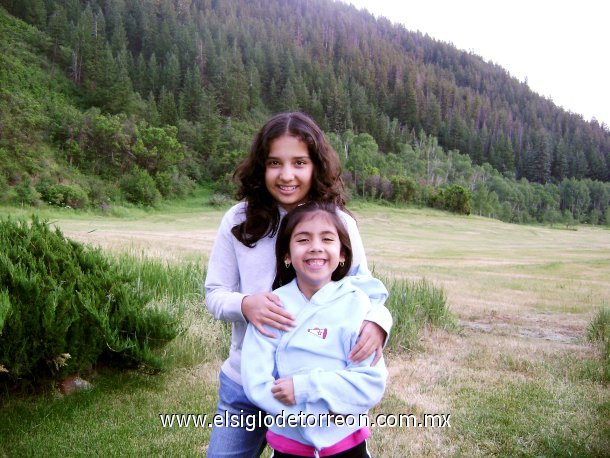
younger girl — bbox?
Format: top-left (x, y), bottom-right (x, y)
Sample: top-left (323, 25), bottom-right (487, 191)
top-left (205, 112), bottom-right (391, 457)
top-left (242, 201), bottom-right (388, 457)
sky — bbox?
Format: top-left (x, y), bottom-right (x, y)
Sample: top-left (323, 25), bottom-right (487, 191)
top-left (343, 0), bottom-right (610, 127)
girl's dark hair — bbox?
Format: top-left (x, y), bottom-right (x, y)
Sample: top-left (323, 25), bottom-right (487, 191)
top-left (272, 201), bottom-right (353, 290)
top-left (231, 112), bottom-right (346, 247)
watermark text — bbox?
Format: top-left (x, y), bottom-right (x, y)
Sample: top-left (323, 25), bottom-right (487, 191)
top-left (159, 410), bottom-right (451, 431)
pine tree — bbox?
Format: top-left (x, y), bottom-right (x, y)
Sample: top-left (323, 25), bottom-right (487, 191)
top-left (132, 53), bottom-right (147, 94)
top-left (551, 139), bottom-right (569, 180)
top-left (179, 65), bottom-right (206, 122)
top-left (48, 5), bottom-right (69, 61)
top-left (524, 129), bottom-right (552, 183)
top-left (423, 92), bottom-right (442, 137)
top-left (20, 0), bottom-right (46, 29)
top-left (147, 53), bottom-right (160, 97)
top-left (145, 92), bottom-right (160, 126)
top-left (246, 63), bottom-right (263, 110)
top-left (280, 79), bottom-right (299, 112)
top-left (158, 87), bottom-right (178, 126)
top-left (163, 51), bottom-right (182, 95)
top-left (399, 70), bottom-right (418, 130)
top-left (223, 52), bottom-right (249, 117)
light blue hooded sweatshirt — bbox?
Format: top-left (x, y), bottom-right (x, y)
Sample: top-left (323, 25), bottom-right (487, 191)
top-left (241, 276), bottom-right (389, 451)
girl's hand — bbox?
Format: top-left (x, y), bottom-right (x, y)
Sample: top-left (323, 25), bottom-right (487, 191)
top-left (348, 320), bottom-right (385, 366)
top-left (242, 293), bottom-right (295, 338)
top-left (271, 377), bottom-right (296, 405)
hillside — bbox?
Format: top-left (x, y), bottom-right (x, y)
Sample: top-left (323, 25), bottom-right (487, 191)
top-left (0, 7), bottom-right (79, 187)
top-left (0, 1), bottom-right (608, 225)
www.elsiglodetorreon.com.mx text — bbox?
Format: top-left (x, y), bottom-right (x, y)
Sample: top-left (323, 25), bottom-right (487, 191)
top-left (159, 410), bottom-right (451, 431)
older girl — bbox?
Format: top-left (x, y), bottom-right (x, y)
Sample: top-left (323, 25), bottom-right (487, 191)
top-left (205, 112), bottom-right (391, 457)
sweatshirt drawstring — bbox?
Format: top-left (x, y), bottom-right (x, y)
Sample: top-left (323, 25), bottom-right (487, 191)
top-left (314, 450), bottom-right (320, 458)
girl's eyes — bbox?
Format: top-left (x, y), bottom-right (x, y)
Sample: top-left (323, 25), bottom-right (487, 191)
top-left (294, 237), bottom-right (335, 243)
top-left (266, 159), bottom-right (308, 167)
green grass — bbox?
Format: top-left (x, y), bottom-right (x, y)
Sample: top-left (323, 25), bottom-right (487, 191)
top-left (0, 250), bottom-right (227, 457)
top-left (0, 367), bottom-right (218, 457)
top-left (0, 186), bottom-right (220, 220)
top-left (588, 306), bottom-right (610, 382)
top-left (452, 379), bottom-right (610, 457)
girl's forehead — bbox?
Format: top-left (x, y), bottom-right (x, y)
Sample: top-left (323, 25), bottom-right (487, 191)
top-left (293, 211), bottom-right (338, 231)
top-left (268, 134), bottom-right (308, 152)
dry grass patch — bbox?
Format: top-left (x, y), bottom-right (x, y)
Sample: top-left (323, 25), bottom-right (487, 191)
top-left (372, 325), bottom-right (609, 456)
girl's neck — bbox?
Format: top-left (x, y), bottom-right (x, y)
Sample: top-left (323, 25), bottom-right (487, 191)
top-left (296, 278), bottom-right (331, 300)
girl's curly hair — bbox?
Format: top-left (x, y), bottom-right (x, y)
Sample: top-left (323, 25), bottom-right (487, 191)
top-left (232, 112), bottom-right (346, 247)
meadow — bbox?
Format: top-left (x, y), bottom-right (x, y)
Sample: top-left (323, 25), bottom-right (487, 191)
top-left (1, 195), bottom-right (609, 457)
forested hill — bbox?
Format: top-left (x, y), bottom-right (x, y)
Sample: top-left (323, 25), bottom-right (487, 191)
top-left (0, 0), bottom-right (609, 224)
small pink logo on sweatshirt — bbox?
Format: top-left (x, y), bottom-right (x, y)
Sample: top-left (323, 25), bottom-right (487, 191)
top-left (308, 327), bottom-right (327, 339)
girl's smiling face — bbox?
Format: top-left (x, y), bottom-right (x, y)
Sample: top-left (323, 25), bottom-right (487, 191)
top-left (285, 211), bottom-right (345, 299)
top-left (265, 135), bottom-right (314, 211)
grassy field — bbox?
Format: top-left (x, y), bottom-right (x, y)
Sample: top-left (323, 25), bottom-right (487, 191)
top-left (1, 196), bottom-right (609, 457)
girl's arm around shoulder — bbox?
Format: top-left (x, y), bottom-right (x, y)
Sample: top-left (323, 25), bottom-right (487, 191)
top-left (349, 271), bottom-right (393, 343)
top-left (338, 210), bottom-right (393, 339)
top-left (204, 203), bottom-right (247, 323)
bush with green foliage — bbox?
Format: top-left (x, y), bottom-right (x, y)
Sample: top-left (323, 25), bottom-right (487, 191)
top-left (0, 217), bottom-right (181, 388)
top-left (208, 192), bottom-right (233, 207)
top-left (154, 167), bottom-right (196, 199)
top-left (430, 185), bottom-right (472, 215)
top-left (442, 184), bottom-right (472, 215)
top-left (0, 173), bottom-right (10, 203)
top-left (12, 175), bottom-right (41, 206)
top-left (37, 179), bottom-right (90, 209)
top-left (119, 167), bottom-right (161, 206)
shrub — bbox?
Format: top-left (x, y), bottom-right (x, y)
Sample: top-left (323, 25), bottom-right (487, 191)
top-left (12, 175), bottom-right (41, 206)
top-left (213, 172), bottom-right (237, 197)
top-left (390, 175), bottom-right (417, 203)
top-left (430, 185), bottom-right (472, 215)
top-left (208, 192), bottom-right (233, 207)
top-left (119, 167), bottom-right (161, 206)
top-left (39, 182), bottom-right (90, 209)
top-left (0, 217), bottom-right (182, 388)
top-left (442, 185), bottom-right (472, 214)
top-left (154, 168), bottom-right (196, 198)
top-left (84, 176), bottom-right (121, 207)
top-left (0, 174), bottom-right (10, 203)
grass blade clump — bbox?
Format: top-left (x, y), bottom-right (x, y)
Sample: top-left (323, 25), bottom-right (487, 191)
top-left (381, 275), bottom-right (453, 350)
top-left (587, 306), bottom-right (610, 382)
top-left (0, 216), bottom-right (182, 389)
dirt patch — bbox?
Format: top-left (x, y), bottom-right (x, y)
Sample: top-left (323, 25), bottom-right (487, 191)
top-left (460, 312), bottom-right (587, 344)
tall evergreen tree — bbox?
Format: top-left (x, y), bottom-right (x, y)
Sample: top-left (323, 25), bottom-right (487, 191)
top-left (163, 51), bottom-right (181, 95)
top-left (146, 52), bottom-right (160, 97)
top-left (48, 5), bottom-right (69, 60)
top-left (158, 86), bottom-right (178, 126)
